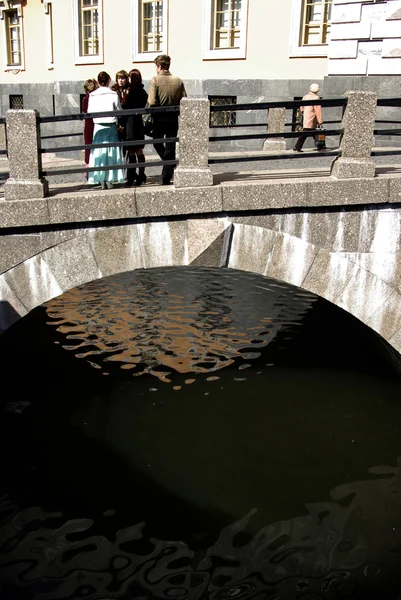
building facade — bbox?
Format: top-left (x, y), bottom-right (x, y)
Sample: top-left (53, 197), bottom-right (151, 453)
top-left (0, 0), bottom-right (399, 151)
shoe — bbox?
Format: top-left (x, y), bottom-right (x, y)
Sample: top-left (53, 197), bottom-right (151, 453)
top-left (162, 179), bottom-right (172, 185)
top-left (100, 181), bottom-right (106, 190)
top-left (292, 148), bottom-right (303, 152)
top-left (106, 182), bottom-right (113, 189)
top-left (134, 174), bottom-right (147, 187)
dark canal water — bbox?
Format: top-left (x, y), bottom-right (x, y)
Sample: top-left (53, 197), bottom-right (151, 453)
top-left (1, 267), bottom-right (401, 600)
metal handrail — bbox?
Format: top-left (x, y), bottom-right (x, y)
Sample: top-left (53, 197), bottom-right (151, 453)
top-left (40, 104), bottom-right (180, 123)
top-left (41, 136), bottom-right (178, 154)
top-left (209, 128), bottom-right (343, 142)
top-left (210, 98), bottom-right (347, 112)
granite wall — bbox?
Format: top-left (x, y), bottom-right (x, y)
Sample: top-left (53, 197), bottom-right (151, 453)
top-left (0, 76), bottom-right (399, 157)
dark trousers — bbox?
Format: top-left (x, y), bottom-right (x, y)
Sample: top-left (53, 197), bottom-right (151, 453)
top-left (293, 128), bottom-right (315, 151)
top-left (153, 118), bottom-right (178, 184)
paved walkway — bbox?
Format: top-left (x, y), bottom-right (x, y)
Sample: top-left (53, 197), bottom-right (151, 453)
top-left (0, 147), bottom-right (400, 198)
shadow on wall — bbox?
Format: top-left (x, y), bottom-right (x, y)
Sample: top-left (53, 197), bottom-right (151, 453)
top-left (0, 301), bottom-right (21, 335)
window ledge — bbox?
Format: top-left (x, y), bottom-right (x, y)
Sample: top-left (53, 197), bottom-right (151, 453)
top-left (74, 55), bottom-right (104, 65)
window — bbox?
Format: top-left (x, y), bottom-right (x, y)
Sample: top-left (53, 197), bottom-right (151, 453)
top-left (0, 5), bottom-right (25, 70)
top-left (132, 0), bottom-right (168, 62)
top-left (203, 0), bottom-right (248, 60)
top-left (301, 0), bottom-right (332, 46)
top-left (209, 96), bottom-right (237, 127)
top-left (72, 0), bottom-right (103, 64)
top-left (290, 0), bottom-right (331, 57)
top-left (9, 94), bottom-right (23, 109)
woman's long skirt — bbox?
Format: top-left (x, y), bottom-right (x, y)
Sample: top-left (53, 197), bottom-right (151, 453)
top-left (88, 123), bottom-right (125, 185)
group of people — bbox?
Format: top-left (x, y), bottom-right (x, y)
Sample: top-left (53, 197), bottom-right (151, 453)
top-left (82, 54), bottom-right (186, 190)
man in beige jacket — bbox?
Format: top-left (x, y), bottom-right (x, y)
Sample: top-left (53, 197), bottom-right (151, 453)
top-left (148, 54), bottom-right (187, 185)
top-left (293, 83), bottom-right (324, 152)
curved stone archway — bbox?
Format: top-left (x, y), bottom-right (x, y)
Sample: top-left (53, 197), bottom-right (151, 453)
top-left (1, 219), bottom-right (401, 355)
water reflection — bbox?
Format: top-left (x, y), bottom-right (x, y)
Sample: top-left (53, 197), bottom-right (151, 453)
top-left (1, 267), bottom-right (401, 599)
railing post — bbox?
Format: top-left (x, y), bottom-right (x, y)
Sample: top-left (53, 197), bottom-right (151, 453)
top-left (331, 91), bottom-right (377, 179)
top-left (4, 109), bottom-right (48, 200)
top-left (263, 107), bottom-right (286, 152)
top-left (174, 97), bottom-right (213, 188)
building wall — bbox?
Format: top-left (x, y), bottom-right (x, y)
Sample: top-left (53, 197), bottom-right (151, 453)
top-left (0, 0), bottom-right (328, 84)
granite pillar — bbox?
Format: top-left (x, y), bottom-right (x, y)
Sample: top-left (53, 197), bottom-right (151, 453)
top-left (331, 91), bottom-right (377, 179)
top-left (174, 97), bottom-right (213, 188)
top-left (263, 107), bottom-right (286, 152)
top-left (4, 109), bottom-right (48, 200)
top-left (0, 122), bottom-right (6, 153)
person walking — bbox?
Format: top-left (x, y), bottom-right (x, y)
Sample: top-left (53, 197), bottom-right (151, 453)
top-left (147, 54), bottom-right (186, 185)
top-left (87, 71), bottom-right (125, 190)
top-left (82, 78), bottom-right (97, 174)
top-left (122, 69), bottom-right (148, 186)
top-left (293, 83), bottom-right (323, 153)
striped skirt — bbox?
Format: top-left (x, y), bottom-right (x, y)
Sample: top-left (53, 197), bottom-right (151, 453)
top-left (88, 123), bottom-right (125, 185)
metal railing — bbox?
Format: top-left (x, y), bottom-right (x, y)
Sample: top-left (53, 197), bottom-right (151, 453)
top-left (208, 97), bottom-right (347, 165)
top-left (39, 105), bottom-right (180, 178)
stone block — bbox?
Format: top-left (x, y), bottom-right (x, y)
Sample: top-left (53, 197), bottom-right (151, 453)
top-left (41, 236), bottom-right (100, 291)
top-left (135, 186), bottom-right (223, 217)
top-left (341, 250), bottom-right (401, 290)
top-left (203, 79), bottom-right (263, 96)
top-left (90, 225), bottom-right (145, 277)
top-left (368, 58), bottom-right (401, 75)
top-left (378, 75), bottom-right (401, 97)
top-left (40, 229), bottom-right (87, 251)
top-left (387, 1), bottom-right (401, 20)
top-left (337, 266), bottom-right (394, 322)
top-left (382, 39), bottom-right (401, 58)
top-left (371, 19), bottom-right (401, 38)
top-left (322, 75), bottom-right (355, 95)
top-left (178, 97), bottom-right (210, 175)
top-left (0, 123), bottom-right (6, 151)
top-left (303, 248), bottom-right (359, 303)
top-left (389, 178), bottom-right (401, 203)
top-left (328, 58), bottom-right (368, 75)
top-left (358, 41), bottom-right (383, 58)
top-left (6, 110), bottom-right (43, 181)
top-left (264, 232), bottom-right (319, 288)
top-left (228, 223), bottom-right (277, 275)
top-left (222, 180), bottom-right (308, 211)
top-left (329, 41), bottom-right (358, 59)
top-left (0, 198), bottom-right (49, 228)
top-left (332, 2), bottom-right (362, 22)
top-left (337, 90), bottom-right (377, 160)
top-left (389, 325), bottom-right (401, 354)
top-left (330, 22), bottom-right (371, 40)
top-left (174, 167), bottom-right (213, 188)
top-left (4, 255), bottom-right (63, 311)
top-left (47, 189), bottom-right (135, 224)
top-left (331, 157), bottom-right (376, 177)
top-left (0, 277), bottom-right (28, 331)
top-left (0, 234), bottom-right (41, 274)
top-left (265, 106), bottom-right (286, 150)
top-left (263, 139), bottom-right (286, 151)
top-left (310, 177), bottom-right (388, 204)
top-left (4, 179), bottom-right (49, 201)
top-left (187, 219), bottom-right (232, 266)
top-left (136, 221), bottom-right (188, 268)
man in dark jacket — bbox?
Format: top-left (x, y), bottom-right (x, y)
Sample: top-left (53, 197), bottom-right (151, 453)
top-left (148, 55), bottom-right (187, 185)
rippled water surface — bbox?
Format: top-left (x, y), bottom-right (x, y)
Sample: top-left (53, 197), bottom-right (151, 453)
top-left (1, 267), bottom-right (401, 600)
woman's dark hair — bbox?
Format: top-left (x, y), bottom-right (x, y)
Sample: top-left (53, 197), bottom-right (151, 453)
top-left (97, 71), bottom-right (111, 86)
top-left (129, 69), bottom-right (142, 86)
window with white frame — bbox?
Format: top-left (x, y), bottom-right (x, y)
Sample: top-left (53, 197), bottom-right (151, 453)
top-left (203, 0), bottom-right (248, 60)
top-left (289, 0), bottom-right (331, 57)
top-left (72, 0), bottom-right (103, 64)
top-left (132, 0), bottom-right (168, 62)
top-left (0, 3), bottom-right (25, 70)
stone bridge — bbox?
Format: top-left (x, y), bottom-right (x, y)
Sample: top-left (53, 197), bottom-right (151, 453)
top-left (1, 91), bottom-right (401, 357)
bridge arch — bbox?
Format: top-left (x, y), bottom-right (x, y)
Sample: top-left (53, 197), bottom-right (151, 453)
top-left (1, 219), bottom-right (400, 356)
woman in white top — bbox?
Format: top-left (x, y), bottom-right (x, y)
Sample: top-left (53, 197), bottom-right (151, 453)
top-left (87, 71), bottom-right (125, 189)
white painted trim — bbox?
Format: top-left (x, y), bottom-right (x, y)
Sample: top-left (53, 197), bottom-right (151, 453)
top-left (72, 0), bottom-right (104, 66)
top-left (132, 0), bottom-right (168, 63)
top-left (1, 4), bottom-right (25, 71)
top-left (289, 0), bottom-right (328, 57)
top-left (202, 0), bottom-right (248, 60)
